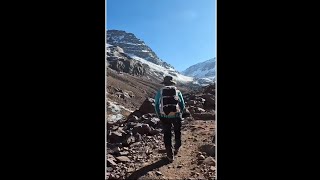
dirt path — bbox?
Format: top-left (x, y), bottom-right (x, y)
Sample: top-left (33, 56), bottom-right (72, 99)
top-left (126, 120), bottom-right (216, 180)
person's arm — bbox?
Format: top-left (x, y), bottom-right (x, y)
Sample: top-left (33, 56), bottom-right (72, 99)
top-left (178, 91), bottom-right (185, 112)
top-left (154, 90), bottom-right (161, 117)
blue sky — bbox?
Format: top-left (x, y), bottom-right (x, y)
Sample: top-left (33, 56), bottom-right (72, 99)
top-left (106, 0), bottom-right (216, 72)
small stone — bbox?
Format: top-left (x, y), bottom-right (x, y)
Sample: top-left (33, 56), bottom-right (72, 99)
top-left (198, 155), bottom-right (205, 160)
top-left (155, 171), bottom-right (162, 176)
top-left (210, 166), bottom-right (215, 171)
top-left (106, 167), bottom-right (113, 172)
top-left (127, 168), bottom-right (134, 172)
top-left (177, 165), bottom-right (183, 168)
top-left (120, 151), bottom-right (129, 156)
top-left (146, 149), bottom-right (153, 155)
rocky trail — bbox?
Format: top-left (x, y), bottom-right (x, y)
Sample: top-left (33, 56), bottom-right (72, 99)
top-left (129, 119), bottom-right (215, 180)
top-left (107, 84), bottom-right (216, 180)
top-left (107, 119), bottom-right (215, 180)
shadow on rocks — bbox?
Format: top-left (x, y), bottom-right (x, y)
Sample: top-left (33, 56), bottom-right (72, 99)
top-left (126, 158), bottom-right (170, 180)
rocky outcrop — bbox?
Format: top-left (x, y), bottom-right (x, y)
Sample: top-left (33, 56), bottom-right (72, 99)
top-left (107, 45), bottom-right (149, 76)
top-left (139, 98), bottom-right (155, 114)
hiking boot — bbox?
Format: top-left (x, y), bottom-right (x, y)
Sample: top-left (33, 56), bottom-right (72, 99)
top-left (174, 148), bottom-right (179, 156)
top-left (167, 155), bottom-right (174, 162)
top-left (166, 147), bottom-right (174, 162)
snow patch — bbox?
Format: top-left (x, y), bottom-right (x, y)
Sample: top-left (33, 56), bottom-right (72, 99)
top-left (107, 114), bottom-right (124, 122)
top-left (127, 54), bottom-right (193, 83)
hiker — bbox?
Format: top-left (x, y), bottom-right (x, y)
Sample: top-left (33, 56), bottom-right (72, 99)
top-left (154, 76), bottom-right (185, 162)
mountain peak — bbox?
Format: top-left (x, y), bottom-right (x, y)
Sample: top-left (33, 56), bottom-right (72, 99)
top-left (107, 30), bottom-right (174, 69)
top-left (182, 58), bottom-right (216, 80)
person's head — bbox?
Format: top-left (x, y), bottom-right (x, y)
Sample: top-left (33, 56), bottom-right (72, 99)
top-left (160, 76), bottom-right (176, 86)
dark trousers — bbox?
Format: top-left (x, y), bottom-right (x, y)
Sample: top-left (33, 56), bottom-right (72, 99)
top-left (160, 117), bottom-right (182, 154)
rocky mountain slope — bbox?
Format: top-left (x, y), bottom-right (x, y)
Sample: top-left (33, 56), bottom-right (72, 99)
top-left (106, 30), bottom-right (216, 179)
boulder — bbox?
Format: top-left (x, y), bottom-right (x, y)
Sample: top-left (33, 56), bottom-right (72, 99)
top-left (139, 98), bottom-right (156, 114)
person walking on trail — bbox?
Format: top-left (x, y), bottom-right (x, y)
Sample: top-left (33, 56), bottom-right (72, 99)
top-left (154, 76), bottom-right (185, 162)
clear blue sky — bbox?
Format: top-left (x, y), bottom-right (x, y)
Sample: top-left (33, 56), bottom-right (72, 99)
top-left (106, 0), bottom-right (216, 72)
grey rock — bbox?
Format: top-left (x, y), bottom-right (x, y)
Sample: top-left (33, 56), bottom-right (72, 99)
top-left (198, 155), bottom-right (205, 160)
top-left (116, 156), bottom-right (131, 162)
top-left (107, 158), bottom-right (117, 166)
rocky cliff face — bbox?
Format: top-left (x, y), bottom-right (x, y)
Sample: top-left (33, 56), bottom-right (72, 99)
top-left (107, 30), bottom-right (174, 69)
top-left (107, 45), bottom-right (149, 76)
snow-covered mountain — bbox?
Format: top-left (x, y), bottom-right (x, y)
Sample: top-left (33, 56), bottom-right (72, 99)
top-left (107, 30), bottom-right (174, 69)
top-left (182, 58), bottom-right (216, 78)
top-left (128, 54), bottom-right (193, 83)
top-left (182, 58), bottom-right (216, 85)
top-left (106, 30), bottom-right (193, 84)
